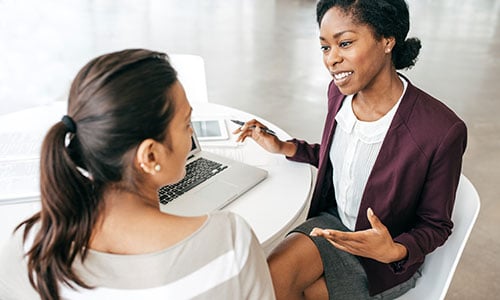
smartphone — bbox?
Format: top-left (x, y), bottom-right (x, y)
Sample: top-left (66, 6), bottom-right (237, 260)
top-left (191, 118), bottom-right (229, 141)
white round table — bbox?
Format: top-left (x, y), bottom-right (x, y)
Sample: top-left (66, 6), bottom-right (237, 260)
top-left (0, 101), bottom-right (314, 254)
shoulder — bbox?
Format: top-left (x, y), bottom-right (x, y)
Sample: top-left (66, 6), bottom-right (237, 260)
top-left (207, 211), bottom-right (254, 240)
top-left (207, 211), bottom-right (259, 255)
top-left (399, 80), bottom-right (467, 148)
top-left (409, 84), bottom-right (463, 123)
top-left (400, 75), bottom-right (464, 126)
top-left (208, 210), bottom-right (251, 227)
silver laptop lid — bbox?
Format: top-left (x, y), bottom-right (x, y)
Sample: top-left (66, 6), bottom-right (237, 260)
top-left (187, 127), bottom-right (202, 161)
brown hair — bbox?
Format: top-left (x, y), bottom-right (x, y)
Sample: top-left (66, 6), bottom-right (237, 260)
top-left (17, 49), bottom-right (179, 299)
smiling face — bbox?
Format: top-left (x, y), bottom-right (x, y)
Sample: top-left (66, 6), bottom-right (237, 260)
top-left (319, 7), bottom-right (395, 96)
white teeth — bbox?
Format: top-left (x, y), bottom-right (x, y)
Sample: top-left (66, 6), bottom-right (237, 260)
top-left (334, 72), bottom-right (352, 80)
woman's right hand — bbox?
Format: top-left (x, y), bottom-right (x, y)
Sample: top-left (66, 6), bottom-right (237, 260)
top-left (232, 119), bottom-right (296, 156)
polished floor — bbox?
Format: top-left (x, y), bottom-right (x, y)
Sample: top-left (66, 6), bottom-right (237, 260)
top-left (1, 0), bottom-right (499, 299)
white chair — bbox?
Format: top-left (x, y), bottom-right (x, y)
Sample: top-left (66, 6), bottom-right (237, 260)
top-left (169, 54), bottom-right (209, 103)
top-left (399, 174), bottom-right (480, 300)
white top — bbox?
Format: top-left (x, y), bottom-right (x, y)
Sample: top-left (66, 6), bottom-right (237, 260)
top-left (330, 77), bottom-right (408, 231)
top-left (0, 211), bottom-right (275, 300)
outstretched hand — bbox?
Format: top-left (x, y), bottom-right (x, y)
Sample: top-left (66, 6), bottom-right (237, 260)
top-left (310, 208), bottom-right (408, 263)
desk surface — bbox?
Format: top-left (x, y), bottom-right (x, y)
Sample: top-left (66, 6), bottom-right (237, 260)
top-left (0, 102), bottom-right (313, 254)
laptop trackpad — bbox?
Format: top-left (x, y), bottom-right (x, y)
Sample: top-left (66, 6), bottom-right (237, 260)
top-left (192, 181), bottom-right (239, 209)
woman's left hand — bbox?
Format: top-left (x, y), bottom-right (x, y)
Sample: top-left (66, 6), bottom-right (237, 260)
top-left (310, 208), bottom-right (407, 263)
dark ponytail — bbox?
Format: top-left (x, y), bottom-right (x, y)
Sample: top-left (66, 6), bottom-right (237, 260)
top-left (21, 121), bottom-right (96, 298)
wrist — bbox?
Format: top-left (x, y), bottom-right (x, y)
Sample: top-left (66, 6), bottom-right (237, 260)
top-left (389, 243), bottom-right (408, 272)
top-left (281, 141), bottom-right (297, 157)
top-left (392, 243), bottom-right (408, 262)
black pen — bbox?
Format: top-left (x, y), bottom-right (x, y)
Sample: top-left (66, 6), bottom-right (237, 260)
top-left (231, 119), bottom-right (277, 136)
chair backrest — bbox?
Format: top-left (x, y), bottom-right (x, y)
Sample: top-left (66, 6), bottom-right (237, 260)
top-left (399, 174), bottom-right (480, 300)
top-left (169, 54), bottom-right (209, 103)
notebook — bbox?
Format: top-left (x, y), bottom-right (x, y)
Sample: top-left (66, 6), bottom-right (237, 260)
top-left (158, 129), bottom-right (268, 216)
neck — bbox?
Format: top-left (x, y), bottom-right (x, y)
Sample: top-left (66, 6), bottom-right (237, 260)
top-left (88, 188), bottom-right (207, 255)
top-left (89, 189), bottom-right (163, 251)
top-left (352, 71), bottom-right (403, 121)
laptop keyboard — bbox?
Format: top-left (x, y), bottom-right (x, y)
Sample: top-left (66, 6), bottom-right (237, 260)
top-left (158, 157), bottom-right (228, 205)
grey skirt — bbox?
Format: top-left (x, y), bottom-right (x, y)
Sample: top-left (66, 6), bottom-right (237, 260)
top-left (291, 210), bottom-right (421, 300)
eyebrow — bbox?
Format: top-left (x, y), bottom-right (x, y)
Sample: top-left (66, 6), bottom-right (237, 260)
top-left (320, 30), bottom-right (355, 41)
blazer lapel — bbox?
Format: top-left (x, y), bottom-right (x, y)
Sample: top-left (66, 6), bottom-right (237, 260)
top-left (355, 77), bottom-right (418, 230)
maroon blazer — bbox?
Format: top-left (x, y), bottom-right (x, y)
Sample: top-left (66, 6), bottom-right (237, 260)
top-left (287, 75), bottom-right (467, 295)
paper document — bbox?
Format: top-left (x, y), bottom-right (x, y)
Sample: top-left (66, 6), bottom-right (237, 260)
top-left (0, 131), bottom-right (44, 161)
top-left (0, 102), bottom-right (65, 203)
top-left (0, 132), bottom-right (44, 202)
top-left (0, 159), bottom-right (40, 202)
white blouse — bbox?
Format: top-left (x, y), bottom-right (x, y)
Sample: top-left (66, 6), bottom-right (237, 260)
top-left (329, 77), bottom-right (408, 231)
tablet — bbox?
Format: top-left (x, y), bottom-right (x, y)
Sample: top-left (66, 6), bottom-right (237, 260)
top-left (192, 118), bottom-right (229, 141)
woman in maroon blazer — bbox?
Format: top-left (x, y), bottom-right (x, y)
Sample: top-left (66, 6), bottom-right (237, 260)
top-left (234, 0), bottom-right (467, 299)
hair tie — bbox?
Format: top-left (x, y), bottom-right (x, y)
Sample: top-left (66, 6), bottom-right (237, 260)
top-left (61, 115), bottom-right (77, 133)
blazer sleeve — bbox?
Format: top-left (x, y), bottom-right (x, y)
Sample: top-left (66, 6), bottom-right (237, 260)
top-left (393, 120), bottom-right (467, 271)
top-left (285, 138), bottom-right (321, 168)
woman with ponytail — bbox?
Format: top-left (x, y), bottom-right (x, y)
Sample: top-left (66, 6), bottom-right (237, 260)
top-left (0, 49), bottom-right (275, 300)
top-left (234, 0), bottom-right (467, 299)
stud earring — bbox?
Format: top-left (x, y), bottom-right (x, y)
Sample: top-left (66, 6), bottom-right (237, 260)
top-left (154, 164), bottom-right (161, 172)
top-left (385, 48), bottom-right (391, 53)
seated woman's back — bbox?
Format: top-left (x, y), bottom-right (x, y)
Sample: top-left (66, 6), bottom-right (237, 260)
top-left (0, 49), bottom-right (275, 300)
top-left (1, 211), bottom-right (274, 299)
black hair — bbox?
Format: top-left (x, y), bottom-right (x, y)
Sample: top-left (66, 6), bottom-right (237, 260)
top-left (19, 49), bottom-right (179, 300)
top-left (316, 0), bottom-right (421, 69)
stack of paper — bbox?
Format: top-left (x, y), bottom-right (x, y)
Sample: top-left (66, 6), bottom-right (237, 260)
top-left (0, 102), bottom-right (65, 204)
top-left (0, 132), bottom-right (43, 203)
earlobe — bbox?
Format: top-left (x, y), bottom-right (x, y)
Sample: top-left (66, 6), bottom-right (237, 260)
top-left (384, 37), bottom-right (396, 53)
top-left (137, 139), bottom-right (160, 174)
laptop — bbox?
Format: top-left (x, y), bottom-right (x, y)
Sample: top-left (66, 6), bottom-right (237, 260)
top-left (158, 130), bottom-right (268, 216)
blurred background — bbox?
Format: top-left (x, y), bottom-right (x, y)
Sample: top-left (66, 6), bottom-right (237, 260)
top-left (0, 0), bottom-right (498, 298)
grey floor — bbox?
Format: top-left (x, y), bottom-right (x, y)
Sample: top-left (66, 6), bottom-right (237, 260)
top-left (1, 0), bottom-right (499, 299)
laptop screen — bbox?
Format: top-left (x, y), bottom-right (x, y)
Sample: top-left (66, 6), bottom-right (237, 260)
top-left (187, 130), bottom-right (201, 160)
